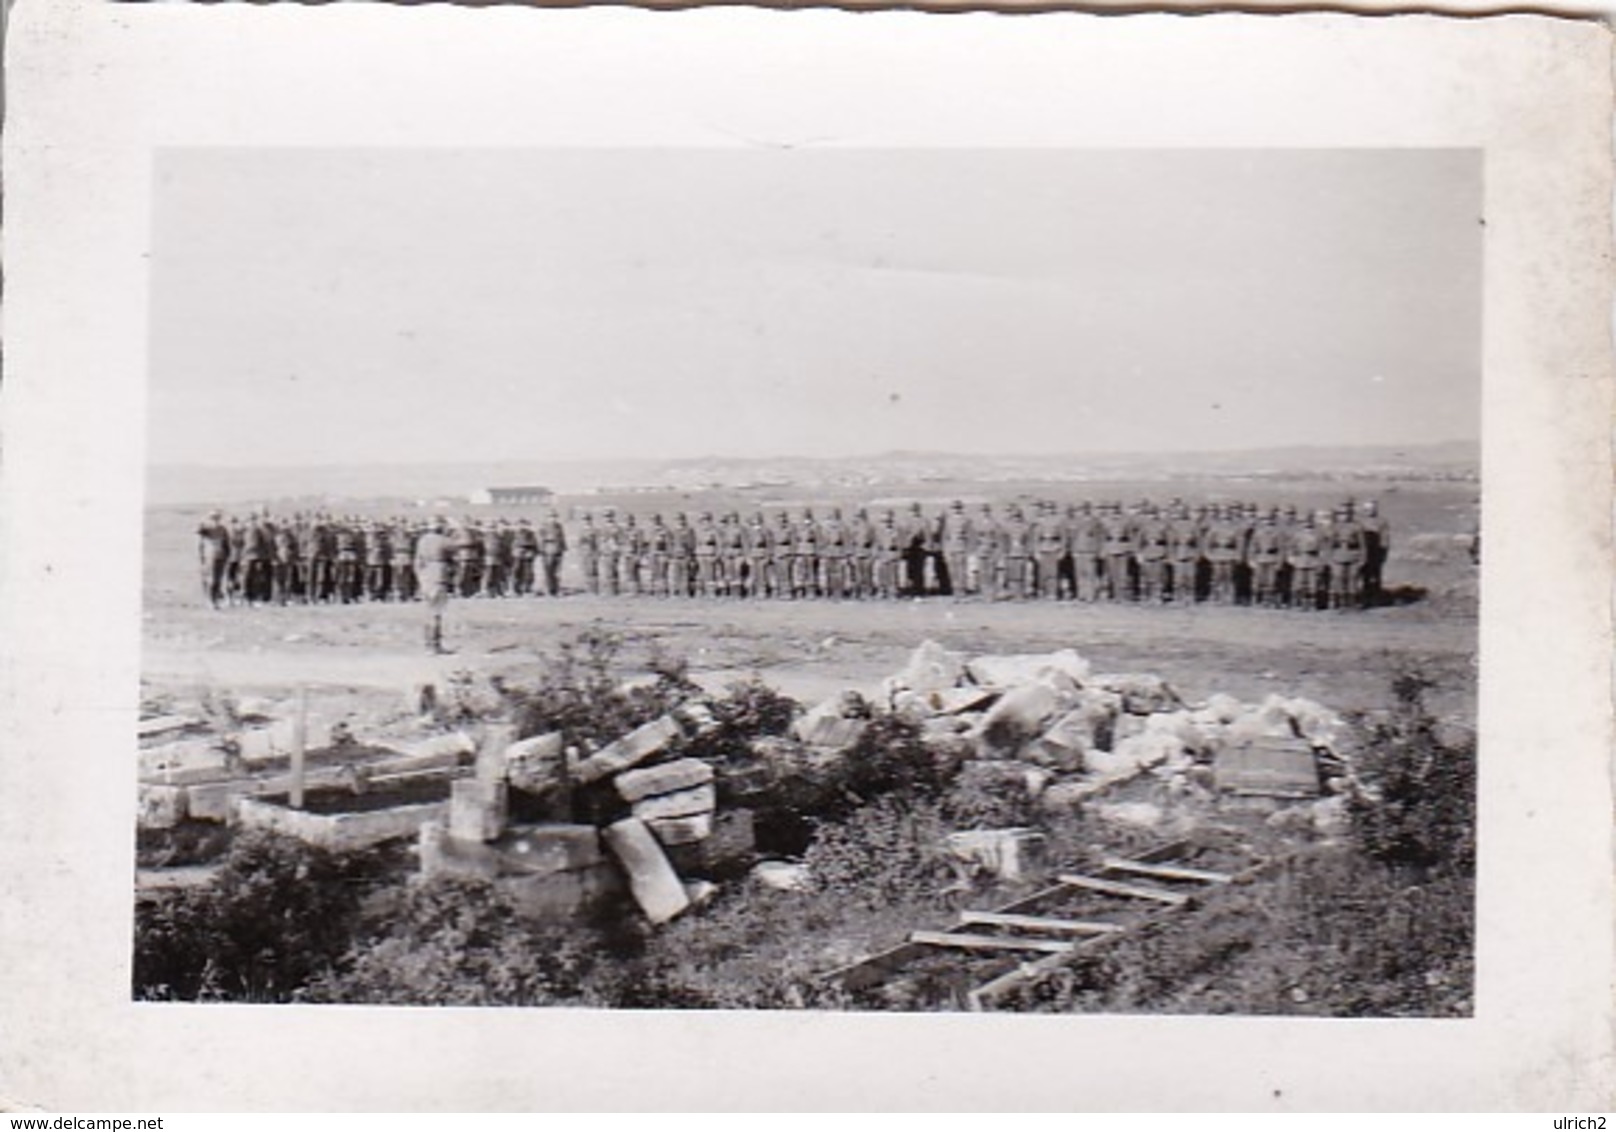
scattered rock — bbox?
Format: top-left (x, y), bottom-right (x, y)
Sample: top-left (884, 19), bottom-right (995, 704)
top-left (1092, 801), bottom-right (1163, 830)
top-left (646, 812), bottom-right (714, 847)
top-left (602, 817), bottom-right (690, 924)
top-left (1088, 673), bottom-right (1183, 715)
top-left (889, 639), bottom-right (969, 695)
top-left (137, 784), bottom-right (188, 829)
top-left (448, 778), bottom-right (508, 843)
top-left (752, 860), bottom-right (812, 892)
top-left (682, 879), bottom-right (720, 909)
top-left (965, 649), bottom-right (1091, 689)
top-left (505, 732), bottom-right (567, 795)
top-left (1310, 795), bottom-right (1351, 838)
top-left (571, 714), bottom-right (685, 785)
top-left (974, 682), bottom-right (1064, 756)
top-left (614, 757), bottom-right (715, 803)
top-left (632, 783), bottom-right (718, 823)
top-left (945, 828), bottom-right (1046, 881)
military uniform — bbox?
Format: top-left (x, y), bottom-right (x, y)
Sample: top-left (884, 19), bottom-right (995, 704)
top-left (197, 512), bottom-right (231, 609)
top-left (539, 512), bottom-right (567, 596)
top-left (819, 508), bottom-right (849, 599)
top-left (414, 520), bottom-right (452, 653)
top-left (1287, 513), bottom-right (1326, 610)
top-left (576, 514), bottom-right (600, 596)
top-left (874, 511), bottom-right (904, 599)
top-left (1248, 512), bottom-right (1287, 608)
top-left (1133, 506), bottom-right (1171, 603)
top-left (1100, 504), bottom-right (1135, 601)
top-left (1360, 500), bottom-right (1389, 604)
top-left (512, 520), bottom-right (538, 597)
top-left (971, 504), bottom-right (1001, 599)
top-left (790, 510), bottom-right (820, 598)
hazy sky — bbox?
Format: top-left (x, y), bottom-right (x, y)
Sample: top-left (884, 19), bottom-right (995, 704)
top-left (148, 148), bottom-right (1481, 466)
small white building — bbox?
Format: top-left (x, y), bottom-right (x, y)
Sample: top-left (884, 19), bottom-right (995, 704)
top-left (468, 486), bottom-right (555, 507)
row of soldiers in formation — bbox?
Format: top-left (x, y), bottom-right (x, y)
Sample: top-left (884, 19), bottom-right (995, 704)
top-left (197, 497), bottom-right (1391, 611)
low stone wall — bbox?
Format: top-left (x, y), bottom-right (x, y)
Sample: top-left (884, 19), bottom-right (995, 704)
top-left (236, 796), bottom-right (448, 852)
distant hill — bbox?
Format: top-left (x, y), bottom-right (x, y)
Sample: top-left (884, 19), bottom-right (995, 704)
top-left (146, 441), bottom-right (1480, 508)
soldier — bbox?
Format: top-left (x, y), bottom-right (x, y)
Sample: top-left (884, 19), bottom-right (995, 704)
top-left (691, 511), bottom-right (721, 597)
top-left (271, 519), bottom-right (300, 606)
top-left (1134, 504), bottom-right (1172, 603)
top-left (332, 517), bottom-right (362, 604)
top-left (899, 502), bottom-right (931, 597)
top-left (1032, 501), bottom-right (1067, 601)
top-left (598, 509), bottom-right (624, 598)
top-left (392, 520), bottom-right (420, 602)
top-left (971, 503), bottom-right (1001, 599)
top-left (768, 511), bottom-right (794, 600)
top-left (720, 512), bottom-right (748, 597)
top-left (819, 507), bottom-right (849, 599)
top-left (742, 511), bottom-right (771, 599)
top-left (538, 509), bottom-right (567, 596)
top-left (512, 518), bottom-right (539, 597)
top-left (999, 504), bottom-right (1034, 600)
top-left (668, 512), bottom-right (694, 597)
top-left (1204, 504), bottom-right (1244, 605)
top-left (620, 513), bottom-right (646, 596)
top-left (1100, 503), bottom-right (1135, 602)
top-left (197, 510), bottom-right (231, 609)
top-left (1248, 510), bottom-right (1287, 608)
top-left (645, 513), bottom-right (673, 597)
top-left (575, 511), bottom-right (600, 596)
top-left (1167, 503), bottom-right (1202, 604)
top-left (1287, 511), bottom-right (1327, 610)
top-left (1068, 502), bottom-right (1103, 603)
top-left (414, 517), bottom-right (452, 655)
top-left (304, 513), bottom-right (333, 604)
top-left (791, 508), bottom-right (820, 599)
top-left (874, 509), bottom-right (904, 599)
top-left (939, 501), bottom-right (971, 598)
top-left (1360, 499), bottom-right (1390, 605)
top-left (847, 506), bottom-right (876, 599)
top-left (1327, 502), bottom-right (1367, 610)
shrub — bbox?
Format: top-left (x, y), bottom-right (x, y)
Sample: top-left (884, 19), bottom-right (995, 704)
top-left (1346, 672), bottom-right (1476, 877)
top-left (802, 798), bottom-right (956, 910)
top-left (836, 713), bottom-right (963, 807)
top-left (506, 627), bottom-right (696, 749)
top-left (683, 676), bottom-right (801, 766)
top-left (299, 876), bottom-right (607, 1007)
top-left (133, 831), bottom-right (387, 1002)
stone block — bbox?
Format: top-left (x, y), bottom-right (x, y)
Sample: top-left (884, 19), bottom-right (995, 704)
top-left (505, 731), bottom-right (567, 794)
top-left (945, 828), bottom-right (1047, 881)
top-left (1093, 801), bottom-right (1164, 830)
top-left (667, 808), bottom-right (756, 874)
top-left (797, 715), bottom-right (869, 750)
top-left (496, 823), bottom-right (605, 876)
top-left (418, 820), bottom-right (500, 881)
top-left (139, 738), bottom-right (232, 779)
top-left (1214, 739), bottom-right (1321, 798)
top-left (1088, 673), bottom-right (1184, 715)
top-left (603, 817), bottom-right (691, 924)
top-left (238, 796), bottom-right (447, 852)
top-left (752, 860), bottom-right (812, 892)
top-left (632, 783), bottom-right (717, 823)
top-left (965, 649), bottom-right (1092, 689)
top-left (500, 861), bottom-right (623, 921)
top-left (682, 879), bottom-right (720, 910)
top-left (449, 778), bottom-right (508, 843)
top-left (889, 639), bottom-right (969, 694)
top-left (614, 757), bottom-right (714, 803)
top-left (647, 812), bottom-right (714, 847)
top-left (572, 715), bottom-right (684, 785)
top-left (137, 784), bottom-right (188, 830)
top-left (404, 731), bottom-right (478, 762)
top-left (974, 682), bottom-right (1062, 755)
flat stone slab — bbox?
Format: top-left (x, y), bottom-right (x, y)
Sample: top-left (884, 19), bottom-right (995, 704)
top-left (614, 758), bottom-right (715, 803)
top-left (632, 783), bottom-right (717, 823)
top-left (603, 817), bottom-right (690, 924)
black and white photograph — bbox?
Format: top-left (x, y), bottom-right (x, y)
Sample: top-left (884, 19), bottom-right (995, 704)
top-left (3, 5), bottom-right (1610, 1111)
top-left (132, 146), bottom-right (1483, 1014)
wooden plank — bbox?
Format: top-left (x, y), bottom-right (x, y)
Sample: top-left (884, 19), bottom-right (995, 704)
top-left (1101, 858), bottom-right (1233, 885)
top-left (821, 942), bottom-right (930, 992)
top-left (1056, 873), bottom-right (1189, 905)
top-left (959, 910), bottom-right (1126, 936)
top-left (910, 930), bottom-right (1074, 955)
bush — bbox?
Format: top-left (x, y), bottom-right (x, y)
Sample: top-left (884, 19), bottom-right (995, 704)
top-left (506, 627), bottom-right (697, 749)
top-left (802, 798), bottom-right (957, 910)
top-left (836, 713), bottom-right (963, 808)
top-left (299, 876), bottom-right (607, 1007)
top-left (1346, 672), bottom-right (1476, 877)
top-left (133, 831), bottom-right (387, 1002)
top-left (683, 676), bottom-right (801, 765)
